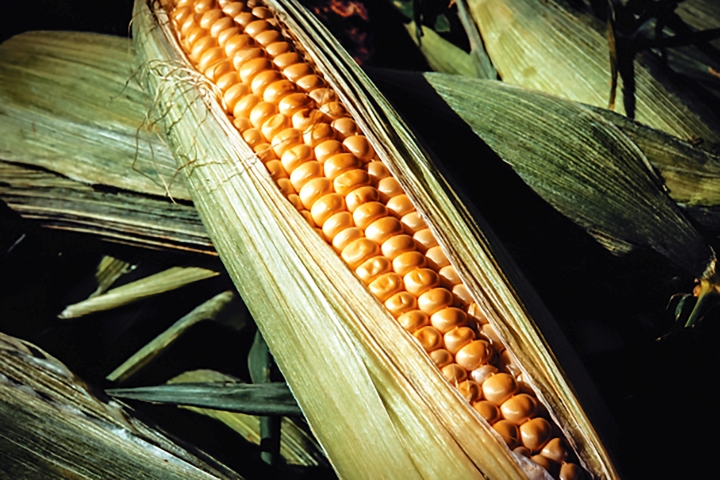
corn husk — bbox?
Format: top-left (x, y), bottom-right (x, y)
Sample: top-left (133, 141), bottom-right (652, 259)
top-left (0, 160), bottom-right (213, 253)
top-left (0, 31), bottom-right (188, 200)
top-left (0, 332), bottom-right (241, 479)
top-left (0, 31), bottom-right (215, 254)
top-left (371, 69), bottom-right (715, 275)
top-left (468, 0), bottom-right (720, 147)
top-left (403, 22), bottom-right (476, 77)
top-left (92, 256), bottom-right (135, 297)
top-left (106, 290), bottom-right (241, 383)
top-left (396, 0), bottom-right (495, 78)
top-left (133, 0), bottom-right (617, 478)
top-left (59, 266), bottom-right (219, 319)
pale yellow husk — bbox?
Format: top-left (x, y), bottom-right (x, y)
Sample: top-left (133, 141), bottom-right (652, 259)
top-left (0, 31), bottom-right (188, 200)
top-left (131, 0), bottom-right (618, 477)
top-left (403, 22), bottom-right (476, 77)
top-left (469, 0), bottom-right (720, 147)
top-left (59, 266), bottom-right (219, 319)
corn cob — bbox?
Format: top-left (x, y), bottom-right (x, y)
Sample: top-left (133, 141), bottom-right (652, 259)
top-left (161, 0), bottom-right (587, 477)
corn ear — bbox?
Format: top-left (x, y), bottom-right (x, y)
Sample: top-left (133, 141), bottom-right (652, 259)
top-left (131, 0), bottom-right (617, 478)
top-left (134, 4), bottom-right (486, 479)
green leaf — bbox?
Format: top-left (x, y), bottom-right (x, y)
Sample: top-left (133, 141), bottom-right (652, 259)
top-left (107, 382), bottom-right (302, 416)
top-left (433, 14), bottom-right (450, 32)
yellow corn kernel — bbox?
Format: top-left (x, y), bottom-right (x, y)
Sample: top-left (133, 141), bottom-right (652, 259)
top-left (166, 0), bottom-right (586, 474)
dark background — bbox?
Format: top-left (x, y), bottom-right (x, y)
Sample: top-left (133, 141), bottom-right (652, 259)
top-left (2, 0), bottom-right (719, 478)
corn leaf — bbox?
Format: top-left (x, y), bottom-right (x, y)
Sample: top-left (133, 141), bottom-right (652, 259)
top-left (468, 0), bottom-right (720, 147)
top-left (132, 0), bottom-right (617, 476)
top-left (166, 370), bottom-right (329, 467)
top-left (107, 382), bottom-right (301, 416)
top-left (0, 332), bottom-right (242, 479)
top-left (372, 69), bottom-right (716, 275)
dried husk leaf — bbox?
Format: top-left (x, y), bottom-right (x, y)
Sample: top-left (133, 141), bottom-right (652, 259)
top-left (0, 332), bottom-right (242, 479)
top-left (0, 159), bottom-right (213, 253)
top-left (92, 256), bottom-right (134, 298)
top-left (381, 71), bottom-right (715, 275)
top-left (133, 0), bottom-right (616, 478)
top-left (0, 31), bottom-right (188, 200)
top-left (107, 290), bottom-right (239, 383)
top-left (468, 0), bottom-right (720, 147)
top-left (454, 0), bottom-right (498, 79)
top-left (403, 22), bottom-right (476, 77)
top-left (59, 266), bottom-right (219, 319)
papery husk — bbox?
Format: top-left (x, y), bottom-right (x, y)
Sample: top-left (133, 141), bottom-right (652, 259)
top-left (0, 31), bottom-right (215, 253)
top-left (677, 0), bottom-right (720, 31)
top-left (0, 332), bottom-right (242, 479)
top-left (468, 0), bottom-right (720, 148)
top-left (59, 266), bottom-right (219, 319)
top-left (403, 22), bottom-right (476, 77)
top-left (0, 31), bottom-right (188, 201)
top-left (107, 290), bottom-right (240, 383)
top-left (92, 256), bottom-right (135, 297)
top-left (395, 0), bottom-right (494, 79)
top-left (0, 160), bottom-right (213, 253)
top-left (132, 0), bottom-right (617, 478)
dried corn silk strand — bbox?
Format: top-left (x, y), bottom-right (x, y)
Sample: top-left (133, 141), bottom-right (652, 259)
top-left (165, 0), bottom-right (586, 477)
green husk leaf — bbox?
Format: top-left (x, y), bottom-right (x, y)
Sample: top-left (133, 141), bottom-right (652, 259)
top-left (167, 370), bottom-right (329, 467)
top-left (107, 382), bottom-right (301, 416)
top-left (375, 69), bottom-right (715, 275)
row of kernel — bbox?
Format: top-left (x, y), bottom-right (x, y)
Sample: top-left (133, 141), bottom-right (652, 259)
top-left (169, 1), bottom-right (584, 478)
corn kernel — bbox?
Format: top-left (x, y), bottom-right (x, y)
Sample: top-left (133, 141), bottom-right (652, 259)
top-left (166, 2), bottom-right (585, 475)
